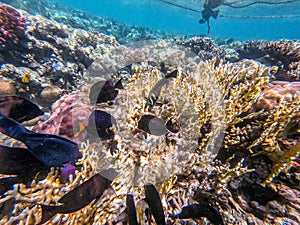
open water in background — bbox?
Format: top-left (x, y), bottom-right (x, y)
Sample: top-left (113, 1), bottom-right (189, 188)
top-left (58, 0), bottom-right (300, 41)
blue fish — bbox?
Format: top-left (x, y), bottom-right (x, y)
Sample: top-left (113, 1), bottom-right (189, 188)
top-left (0, 113), bottom-right (82, 167)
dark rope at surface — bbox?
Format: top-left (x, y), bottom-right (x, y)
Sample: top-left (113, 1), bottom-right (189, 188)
top-left (220, 14), bottom-right (300, 18)
top-left (224, 0), bottom-right (300, 9)
top-left (160, 0), bottom-right (300, 18)
top-left (160, 0), bottom-right (201, 12)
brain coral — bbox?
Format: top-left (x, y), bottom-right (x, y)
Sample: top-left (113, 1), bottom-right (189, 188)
top-left (0, 4), bottom-right (27, 50)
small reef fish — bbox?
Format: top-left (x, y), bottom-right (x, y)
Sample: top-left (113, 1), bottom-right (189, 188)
top-left (126, 194), bottom-right (138, 225)
top-left (138, 114), bottom-right (166, 136)
top-left (73, 122), bottom-right (85, 138)
top-left (0, 113), bottom-right (82, 167)
top-left (89, 79), bottom-right (123, 104)
top-left (0, 96), bottom-right (44, 123)
top-left (21, 72), bottom-right (31, 83)
top-left (87, 110), bottom-right (116, 139)
top-left (0, 145), bottom-right (49, 195)
top-left (144, 183), bottom-right (166, 225)
top-left (145, 70), bottom-right (178, 111)
top-left (176, 203), bottom-right (224, 225)
top-left (38, 169), bottom-right (117, 224)
top-left (60, 163), bottom-right (76, 179)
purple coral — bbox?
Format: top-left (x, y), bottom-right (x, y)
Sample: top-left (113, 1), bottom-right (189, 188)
top-left (33, 95), bottom-right (92, 143)
top-left (0, 4), bottom-right (27, 50)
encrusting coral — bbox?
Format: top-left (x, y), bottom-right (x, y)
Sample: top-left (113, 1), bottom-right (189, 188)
top-left (33, 95), bottom-right (92, 143)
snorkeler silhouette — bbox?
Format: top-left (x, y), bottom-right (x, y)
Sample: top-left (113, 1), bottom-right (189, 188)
top-left (199, 0), bottom-right (225, 34)
top-left (161, 0), bottom-right (300, 34)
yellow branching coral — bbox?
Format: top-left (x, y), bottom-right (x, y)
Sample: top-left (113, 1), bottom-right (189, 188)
top-left (1, 40), bottom-right (299, 225)
top-left (210, 59), bottom-right (270, 127)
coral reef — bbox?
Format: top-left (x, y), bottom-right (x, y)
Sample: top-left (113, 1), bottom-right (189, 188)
top-left (2, 0), bottom-right (175, 44)
top-left (174, 37), bottom-right (226, 60)
top-left (0, 6), bottom-right (120, 103)
top-left (2, 55), bottom-right (300, 224)
top-left (0, 3), bottom-right (27, 50)
top-left (0, 2), bottom-right (299, 225)
top-left (235, 40), bottom-right (300, 81)
top-left (252, 81), bottom-right (300, 112)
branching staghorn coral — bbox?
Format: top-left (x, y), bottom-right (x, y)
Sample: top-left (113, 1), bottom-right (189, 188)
top-left (1, 40), bottom-right (300, 225)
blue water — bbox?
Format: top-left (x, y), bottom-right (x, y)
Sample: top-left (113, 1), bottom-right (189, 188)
top-left (58, 0), bottom-right (299, 40)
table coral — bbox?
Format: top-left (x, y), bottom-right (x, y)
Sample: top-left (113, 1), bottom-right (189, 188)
top-left (0, 4), bottom-right (27, 50)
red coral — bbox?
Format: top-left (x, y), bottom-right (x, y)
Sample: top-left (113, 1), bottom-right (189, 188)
top-left (0, 4), bottom-right (27, 50)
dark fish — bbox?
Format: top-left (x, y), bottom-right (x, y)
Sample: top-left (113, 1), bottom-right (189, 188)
top-left (126, 194), bottom-right (138, 225)
top-left (114, 79), bottom-right (124, 89)
top-left (88, 110), bottom-right (116, 139)
top-left (89, 80), bottom-right (123, 104)
top-left (164, 70), bottom-right (178, 79)
top-left (145, 70), bottom-right (178, 111)
top-left (38, 170), bottom-right (116, 224)
top-left (0, 145), bottom-right (50, 195)
top-left (0, 96), bottom-right (43, 123)
top-left (138, 115), bottom-right (166, 136)
top-left (0, 114), bottom-right (81, 167)
top-left (176, 203), bottom-right (224, 225)
top-left (144, 183), bottom-right (166, 225)
top-left (0, 145), bottom-right (47, 175)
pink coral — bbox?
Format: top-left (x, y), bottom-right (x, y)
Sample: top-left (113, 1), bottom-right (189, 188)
top-left (252, 81), bottom-right (300, 112)
top-left (33, 95), bottom-right (92, 143)
top-left (0, 4), bottom-right (27, 49)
